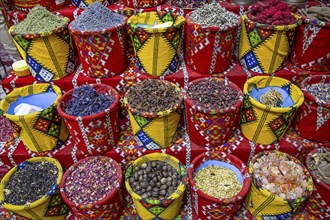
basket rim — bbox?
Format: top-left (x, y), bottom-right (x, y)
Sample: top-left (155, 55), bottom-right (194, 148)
top-left (299, 14), bottom-right (330, 27)
top-left (242, 13), bottom-right (301, 30)
top-left (56, 84), bottom-right (119, 120)
top-left (59, 156), bottom-right (123, 209)
top-left (184, 77), bottom-right (243, 114)
top-left (0, 157), bottom-right (63, 211)
top-left (188, 152), bottom-right (251, 203)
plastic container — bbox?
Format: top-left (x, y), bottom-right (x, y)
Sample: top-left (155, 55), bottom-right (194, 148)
top-left (239, 14), bottom-right (300, 74)
top-left (8, 17), bottom-right (76, 82)
top-left (69, 15), bottom-right (128, 78)
top-left (294, 75), bottom-right (330, 143)
top-left (185, 11), bottom-right (240, 74)
top-left (185, 78), bottom-right (243, 147)
top-left (57, 84), bottom-right (119, 156)
top-left (240, 76), bottom-right (304, 145)
top-left (0, 84), bottom-right (69, 153)
top-left (125, 153), bottom-right (187, 219)
top-left (124, 80), bottom-right (183, 149)
top-left (60, 156), bottom-right (123, 220)
top-left (12, 60), bottom-right (31, 77)
top-left (0, 157), bottom-right (69, 220)
top-left (188, 152), bottom-right (251, 219)
top-left (245, 151), bottom-right (313, 220)
top-left (127, 11), bottom-right (185, 76)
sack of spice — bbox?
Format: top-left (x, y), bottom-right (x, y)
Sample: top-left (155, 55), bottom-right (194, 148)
top-left (306, 148), bottom-right (330, 205)
top-left (184, 78), bottom-right (243, 147)
top-left (188, 151), bottom-right (251, 219)
top-left (8, 5), bottom-right (76, 82)
top-left (245, 151), bottom-right (313, 219)
top-left (0, 84), bottom-right (69, 153)
top-left (72, 0), bottom-right (114, 8)
top-left (240, 76), bottom-right (304, 145)
top-left (185, 3), bottom-right (240, 74)
top-left (69, 2), bottom-right (128, 78)
top-left (294, 75), bottom-right (330, 143)
top-left (239, 0), bottom-right (300, 74)
top-left (57, 84), bottom-right (119, 156)
top-left (290, 6), bottom-right (330, 72)
top-left (60, 156), bottom-right (123, 219)
top-left (127, 11), bottom-right (185, 76)
top-left (124, 79), bottom-right (183, 149)
top-left (0, 157), bottom-right (69, 220)
top-left (125, 153), bottom-right (187, 219)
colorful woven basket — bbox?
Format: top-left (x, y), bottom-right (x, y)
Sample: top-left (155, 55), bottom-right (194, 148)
top-left (124, 80), bottom-right (183, 149)
top-left (0, 84), bottom-right (69, 153)
top-left (125, 153), bottom-right (187, 219)
top-left (72, 0), bottom-right (113, 8)
top-left (294, 75), bottom-right (330, 143)
top-left (291, 16), bottom-right (330, 71)
top-left (239, 14), bottom-right (300, 74)
top-left (188, 152), bottom-right (251, 220)
top-left (69, 16), bottom-right (128, 78)
top-left (185, 12), bottom-right (240, 74)
top-left (13, 0), bottom-right (69, 12)
top-left (8, 17), bottom-right (76, 82)
top-left (57, 84), bottom-right (119, 156)
top-left (0, 157), bottom-right (69, 220)
top-left (240, 76), bottom-right (304, 145)
top-left (127, 11), bottom-right (186, 76)
top-left (60, 156), bottom-right (123, 220)
top-left (185, 78), bottom-right (243, 147)
top-left (123, 0), bottom-right (164, 8)
top-left (245, 151), bottom-right (313, 220)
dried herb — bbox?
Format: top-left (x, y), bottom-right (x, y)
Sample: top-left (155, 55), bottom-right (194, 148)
top-left (129, 161), bottom-right (181, 200)
top-left (71, 2), bottom-right (125, 31)
top-left (64, 157), bottom-right (119, 204)
top-left (306, 82), bottom-right (330, 104)
top-left (299, 6), bottom-right (330, 22)
top-left (259, 88), bottom-right (283, 107)
top-left (4, 161), bottom-right (58, 205)
top-left (126, 79), bottom-right (181, 113)
top-left (187, 78), bottom-right (239, 109)
top-left (14, 6), bottom-right (67, 34)
top-left (64, 85), bottom-right (115, 116)
top-left (309, 147), bottom-right (330, 186)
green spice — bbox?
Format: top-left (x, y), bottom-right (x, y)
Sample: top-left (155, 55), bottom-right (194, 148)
top-left (194, 166), bottom-right (242, 198)
top-left (14, 6), bottom-right (68, 34)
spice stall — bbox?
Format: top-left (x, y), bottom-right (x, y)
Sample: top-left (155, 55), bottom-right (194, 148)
top-left (0, 0), bottom-right (330, 219)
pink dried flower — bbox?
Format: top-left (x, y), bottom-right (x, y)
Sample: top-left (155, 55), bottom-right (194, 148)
top-left (276, 3), bottom-right (288, 11)
top-left (273, 11), bottom-right (283, 21)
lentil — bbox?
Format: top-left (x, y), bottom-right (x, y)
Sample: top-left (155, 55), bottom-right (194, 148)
top-left (4, 161), bottom-right (58, 205)
top-left (130, 161), bottom-right (181, 200)
top-left (14, 6), bottom-right (67, 34)
top-left (187, 78), bottom-right (239, 109)
top-left (71, 2), bottom-right (124, 31)
top-left (309, 147), bottom-right (330, 185)
top-left (126, 79), bottom-right (181, 113)
top-left (306, 83), bottom-right (330, 104)
top-left (189, 3), bottom-right (239, 28)
top-left (259, 88), bottom-right (283, 107)
top-left (64, 157), bottom-right (118, 204)
top-left (194, 166), bottom-right (242, 198)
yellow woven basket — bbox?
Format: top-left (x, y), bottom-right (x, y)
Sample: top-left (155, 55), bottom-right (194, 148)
top-left (0, 83), bottom-right (69, 153)
top-left (125, 153), bottom-right (187, 219)
top-left (0, 157), bottom-right (69, 220)
top-left (240, 76), bottom-right (304, 145)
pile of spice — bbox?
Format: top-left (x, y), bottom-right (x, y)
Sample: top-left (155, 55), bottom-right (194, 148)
top-left (129, 161), bottom-right (181, 200)
top-left (194, 166), bottom-right (242, 198)
top-left (14, 6), bottom-right (67, 34)
top-left (309, 147), bottom-right (330, 185)
top-left (64, 157), bottom-right (119, 204)
top-left (248, 0), bottom-right (296, 25)
top-left (4, 161), bottom-right (58, 205)
top-left (306, 82), bottom-right (330, 104)
top-left (187, 78), bottom-right (239, 109)
top-left (259, 88), bottom-right (283, 107)
top-left (64, 85), bottom-right (115, 116)
top-left (253, 152), bottom-right (308, 200)
top-left (189, 3), bottom-right (239, 28)
top-left (71, 1), bottom-right (124, 31)
top-left (126, 79), bottom-right (181, 113)
top-left (299, 6), bottom-right (330, 22)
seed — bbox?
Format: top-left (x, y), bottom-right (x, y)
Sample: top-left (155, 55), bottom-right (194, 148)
top-left (141, 163), bottom-right (147, 169)
top-left (306, 82), bottom-right (330, 104)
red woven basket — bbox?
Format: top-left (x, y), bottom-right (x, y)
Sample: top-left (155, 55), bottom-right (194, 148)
top-left (57, 84), bottom-right (120, 156)
top-left (123, 0), bottom-right (164, 8)
top-left (188, 151), bottom-right (251, 219)
top-left (60, 156), bottom-right (123, 220)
